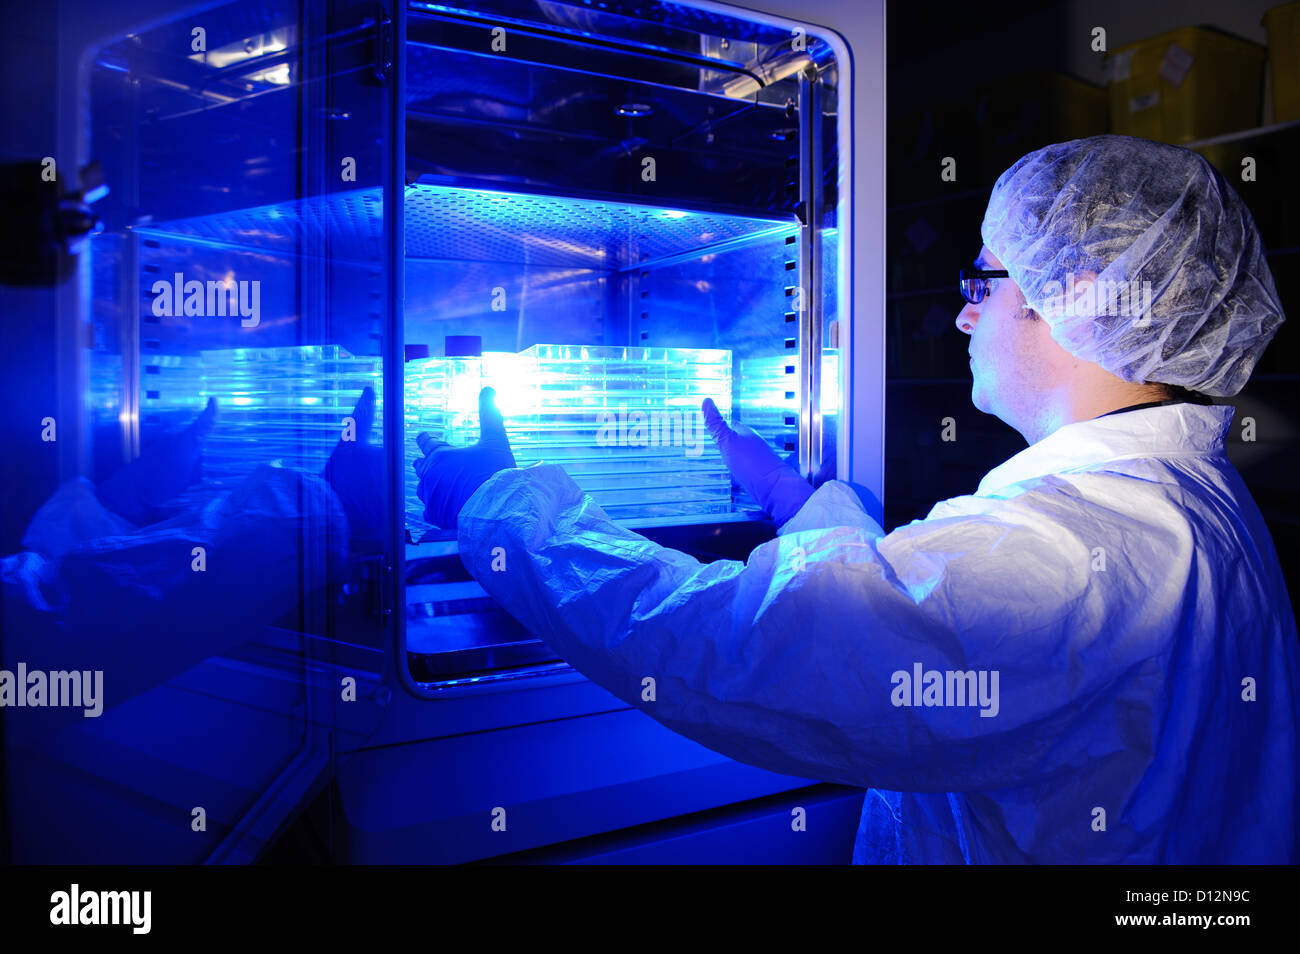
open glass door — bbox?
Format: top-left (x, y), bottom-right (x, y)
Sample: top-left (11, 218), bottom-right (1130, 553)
top-left (395, 0), bottom-right (845, 694)
top-left (0, 0), bottom-right (398, 864)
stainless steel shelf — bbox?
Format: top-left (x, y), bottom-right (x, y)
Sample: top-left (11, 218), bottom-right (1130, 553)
top-left (133, 182), bottom-right (792, 271)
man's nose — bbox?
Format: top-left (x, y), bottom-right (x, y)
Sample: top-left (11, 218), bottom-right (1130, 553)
top-left (955, 302), bottom-right (978, 335)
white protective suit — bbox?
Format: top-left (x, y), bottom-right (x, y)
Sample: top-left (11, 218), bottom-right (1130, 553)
top-left (459, 401), bottom-right (1300, 863)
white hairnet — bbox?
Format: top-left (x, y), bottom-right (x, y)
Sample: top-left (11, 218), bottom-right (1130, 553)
top-left (981, 134), bottom-right (1284, 396)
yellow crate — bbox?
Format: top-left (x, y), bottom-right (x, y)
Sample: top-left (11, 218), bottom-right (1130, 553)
top-left (1265, 2), bottom-right (1300, 123)
top-left (1107, 25), bottom-right (1265, 143)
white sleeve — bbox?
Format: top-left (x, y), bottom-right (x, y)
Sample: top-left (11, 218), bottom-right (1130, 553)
top-left (458, 464), bottom-right (1172, 794)
top-left (777, 479), bottom-right (886, 538)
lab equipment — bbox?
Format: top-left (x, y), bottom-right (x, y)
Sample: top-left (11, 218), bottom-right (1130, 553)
top-left (20, 0), bottom-right (871, 866)
top-left (980, 134), bottom-right (1284, 396)
top-left (118, 139), bottom-right (840, 693)
top-left (129, 345), bottom-right (383, 492)
top-left (405, 344), bottom-right (732, 535)
top-left (0, 159), bottom-right (107, 288)
top-left (135, 335), bottom-right (744, 537)
top-left (735, 351), bottom-right (841, 430)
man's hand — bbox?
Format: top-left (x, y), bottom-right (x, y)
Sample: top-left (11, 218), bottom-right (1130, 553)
top-left (414, 387), bottom-right (516, 530)
top-left (702, 397), bottom-right (813, 526)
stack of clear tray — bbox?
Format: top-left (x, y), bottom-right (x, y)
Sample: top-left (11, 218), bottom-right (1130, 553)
top-left (135, 342), bottom-right (737, 536)
top-left (404, 344), bottom-right (733, 535)
top-left (735, 350), bottom-right (840, 446)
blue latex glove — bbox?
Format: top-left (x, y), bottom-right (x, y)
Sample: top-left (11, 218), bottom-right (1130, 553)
top-left (414, 387), bottom-right (516, 530)
top-left (322, 386), bottom-right (386, 550)
top-left (702, 397), bottom-right (813, 526)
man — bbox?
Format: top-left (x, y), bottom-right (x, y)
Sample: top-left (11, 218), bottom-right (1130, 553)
top-left (415, 135), bottom-right (1299, 863)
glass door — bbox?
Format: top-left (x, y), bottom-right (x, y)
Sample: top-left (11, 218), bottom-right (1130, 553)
top-left (396, 0), bottom-right (845, 692)
top-left (0, 0), bottom-right (399, 864)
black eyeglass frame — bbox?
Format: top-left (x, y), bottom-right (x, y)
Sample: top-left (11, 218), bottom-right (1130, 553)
top-left (959, 268), bottom-right (1009, 305)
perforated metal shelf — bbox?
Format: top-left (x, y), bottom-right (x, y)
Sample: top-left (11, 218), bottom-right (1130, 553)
top-left (134, 189), bottom-right (384, 260)
top-left (132, 183), bottom-right (791, 270)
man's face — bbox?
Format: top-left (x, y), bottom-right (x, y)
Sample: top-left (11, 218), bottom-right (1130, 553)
top-left (955, 246), bottom-right (1070, 432)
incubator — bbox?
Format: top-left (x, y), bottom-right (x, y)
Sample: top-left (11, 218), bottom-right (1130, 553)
top-left (7, 0), bottom-right (881, 863)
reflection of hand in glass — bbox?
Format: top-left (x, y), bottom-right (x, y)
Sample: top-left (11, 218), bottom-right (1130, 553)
top-left (413, 387), bottom-right (516, 530)
top-left (9, 395), bottom-right (351, 740)
top-left (95, 397), bottom-right (218, 525)
top-left (322, 386), bottom-right (385, 551)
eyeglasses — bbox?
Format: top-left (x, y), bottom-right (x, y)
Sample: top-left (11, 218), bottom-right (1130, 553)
top-left (959, 268), bottom-right (1009, 305)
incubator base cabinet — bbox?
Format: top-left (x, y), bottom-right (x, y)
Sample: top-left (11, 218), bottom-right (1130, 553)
top-left (12, 0), bottom-right (883, 863)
